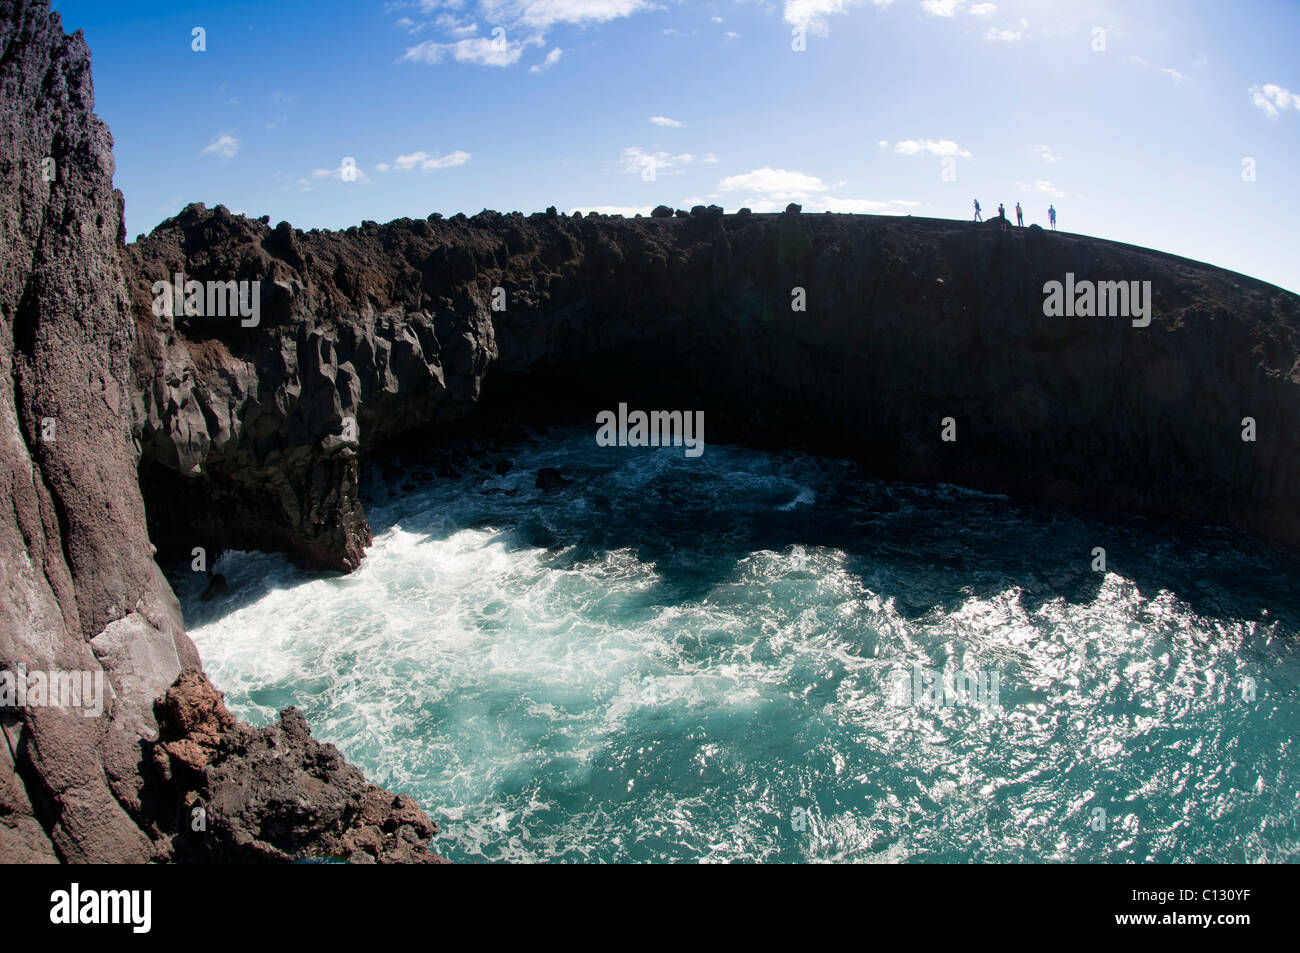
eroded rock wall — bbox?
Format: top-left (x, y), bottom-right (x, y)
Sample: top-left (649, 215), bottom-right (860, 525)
top-left (0, 0), bottom-right (444, 864)
top-left (126, 207), bottom-right (1300, 573)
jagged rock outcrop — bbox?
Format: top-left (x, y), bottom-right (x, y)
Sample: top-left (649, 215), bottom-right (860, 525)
top-left (4, 0), bottom-right (1296, 865)
top-left (126, 204), bottom-right (1300, 573)
top-left (0, 0), bottom-right (443, 863)
top-left (150, 670), bottom-right (445, 863)
top-left (126, 208), bottom-right (497, 570)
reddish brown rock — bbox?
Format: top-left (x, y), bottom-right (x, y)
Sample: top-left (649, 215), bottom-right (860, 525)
top-left (0, 0), bottom-right (448, 864)
top-left (150, 670), bottom-right (446, 864)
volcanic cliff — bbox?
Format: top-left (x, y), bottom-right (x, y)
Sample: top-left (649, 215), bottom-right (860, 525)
top-left (4, 0), bottom-right (1299, 866)
top-left (0, 0), bottom-right (444, 863)
top-left (125, 204), bottom-right (1300, 576)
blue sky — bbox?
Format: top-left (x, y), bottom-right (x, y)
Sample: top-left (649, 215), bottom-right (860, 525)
top-left (51, 0), bottom-right (1300, 292)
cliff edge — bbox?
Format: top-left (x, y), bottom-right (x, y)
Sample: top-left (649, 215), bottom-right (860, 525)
top-left (125, 205), bottom-right (1300, 574)
top-left (0, 0), bottom-right (444, 864)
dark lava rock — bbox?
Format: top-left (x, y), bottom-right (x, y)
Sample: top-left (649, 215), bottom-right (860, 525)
top-left (494, 458), bottom-right (514, 475)
top-left (651, 205), bottom-right (673, 218)
top-left (0, 0), bottom-right (450, 865)
top-left (124, 187), bottom-right (1300, 575)
top-left (151, 670), bottom-right (447, 863)
top-left (535, 467), bottom-right (576, 491)
top-left (200, 573), bottom-right (229, 602)
top-left (124, 197), bottom-right (1300, 569)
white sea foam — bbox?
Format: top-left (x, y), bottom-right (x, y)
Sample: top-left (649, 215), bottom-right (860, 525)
top-left (180, 428), bottom-right (1300, 863)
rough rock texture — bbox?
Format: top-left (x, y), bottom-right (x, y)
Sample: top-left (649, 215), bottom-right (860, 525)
top-left (0, 0), bottom-right (194, 863)
top-left (149, 669), bottom-right (446, 863)
top-left (126, 210), bottom-right (497, 570)
top-left (126, 205), bottom-right (1300, 572)
top-left (0, 0), bottom-right (443, 863)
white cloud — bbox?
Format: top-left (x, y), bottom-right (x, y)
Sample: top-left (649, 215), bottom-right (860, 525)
top-left (650, 115), bottom-right (684, 127)
top-left (399, 2), bottom-right (653, 68)
top-left (718, 167), bottom-right (831, 194)
top-left (1033, 144), bottom-right (1061, 163)
top-left (391, 150), bottom-right (473, 171)
top-left (488, 0), bottom-right (656, 31)
top-left (423, 150), bottom-right (473, 169)
top-left (702, 153), bottom-right (720, 163)
top-left (1016, 179), bottom-right (1065, 198)
top-left (621, 147), bottom-right (695, 175)
top-left (1125, 55), bottom-right (1189, 84)
top-left (435, 13), bottom-right (479, 37)
top-left (530, 47), bottom-right (563, 72)
top-left (784, 0), bottom-right (893, 37)
top-left (1250, 83), bottom-right (1300, 118)
top-left (710, 163), bottom-right (918, 214)
top-left (311, 160), bottom-right (371, 184)
top-left (984, 27), bottom-right (1021, 42)
top-left (404, 34), bottom-right (536, 67)
top-left (894, 138), bottom-right (972, 158)
top-left (921, 0), bottom-right (966, 18)
top-left (968, 2), bottom-right (996, 17)
top-left (200, 134), bottom-right (241, 160)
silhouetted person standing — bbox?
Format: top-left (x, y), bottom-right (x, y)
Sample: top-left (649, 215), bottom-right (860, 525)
top-left (973, 199), bottom-right (982, 222)
top-left (998, 203), bottom-right (1006, 220)
top-left (1048, 205), bottom-right (1056, 230)
top-left (1015, 202), bottom-right (1023, 226)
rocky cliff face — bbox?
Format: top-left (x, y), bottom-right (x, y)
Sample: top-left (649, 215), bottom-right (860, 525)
top-left (0, 0), bottom-right (443, 863)
top-left (4, 0), bottom-right (1297, 867)
top-left (126, 205), bottom-right (1300, 576)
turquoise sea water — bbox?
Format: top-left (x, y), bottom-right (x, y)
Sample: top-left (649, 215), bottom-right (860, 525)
top-left (175, 427), bottom-right (1300, 863)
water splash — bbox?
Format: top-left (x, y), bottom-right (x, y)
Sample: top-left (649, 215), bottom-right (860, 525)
top-left (175, 427), bottom-right (1300, 863)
